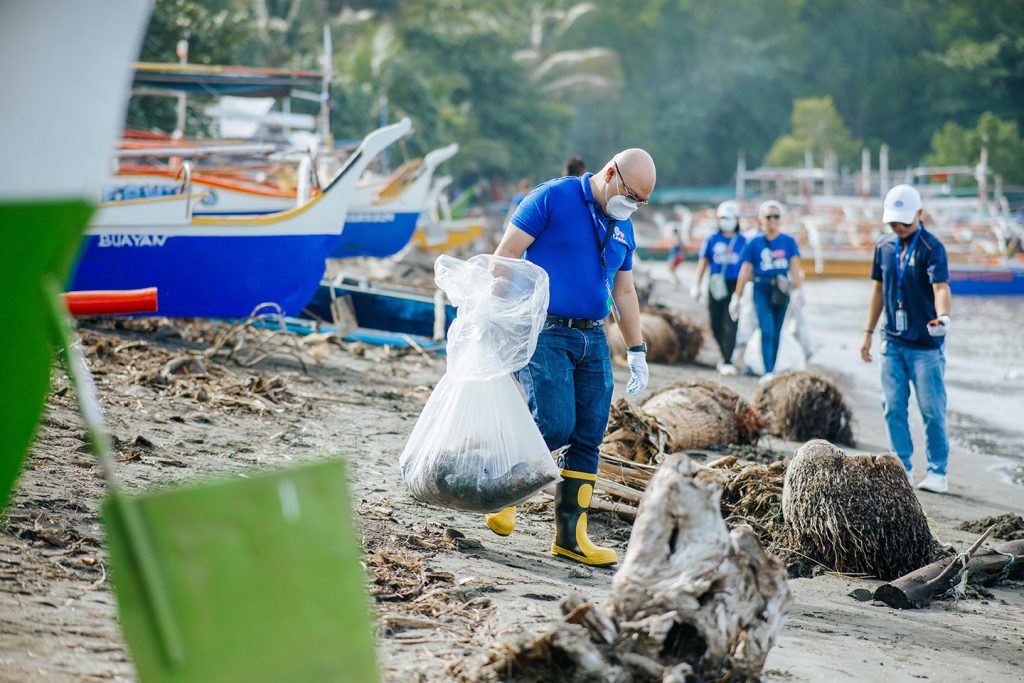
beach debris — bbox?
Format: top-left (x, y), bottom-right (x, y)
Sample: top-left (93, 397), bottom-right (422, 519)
top-left (640, 379), bottom-right (766, 451)
top-left (873, 529), bottom-right (1024, 609)
top-left (754, 371), bottom-right (855, 445)
top-left (958, 513), bottom-right (1024, 541)
top-left (781, 440), bottom-right (941, 579)
top-left (600, 398), bottom-right (670, 465)
top-left (461, 454), bottom-right (791, 682)
top-left (700, 456), bottom-right (789, 553)
top-left (606, 305), bottom-right (705, 364)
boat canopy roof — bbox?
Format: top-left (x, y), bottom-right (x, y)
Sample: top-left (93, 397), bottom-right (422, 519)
top-left (132, 62), bottom-right (321, 98)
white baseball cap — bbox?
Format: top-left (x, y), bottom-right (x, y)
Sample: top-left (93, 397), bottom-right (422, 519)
top-left (882, 184), bottom-right (922, 224)
top-left (716, 200), bottom-right (740, 220)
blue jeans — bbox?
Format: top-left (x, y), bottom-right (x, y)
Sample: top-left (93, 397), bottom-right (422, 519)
top-left (880, 340), bottom-right (949, 475)
top-left (516, 324), bottom-right (614, 475)
top-left (752, 284), bottom-right (789, 373)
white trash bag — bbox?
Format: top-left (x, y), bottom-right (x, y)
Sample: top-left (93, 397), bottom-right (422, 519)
top-left (743, 328), bottom-right (807, 375)
top-left (399, 254), bottom-right (560, 512)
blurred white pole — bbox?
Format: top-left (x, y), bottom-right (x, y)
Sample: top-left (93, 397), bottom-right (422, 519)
top-left (879, 144), bottom-right (889, 196)
top-left (172, 36), bottom-right (189, 140)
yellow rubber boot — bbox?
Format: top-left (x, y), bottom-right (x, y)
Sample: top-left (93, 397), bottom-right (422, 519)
top-left (485, 506), bottom-right (516, 536)
top-left (551, 469), bottom-right (618, 566)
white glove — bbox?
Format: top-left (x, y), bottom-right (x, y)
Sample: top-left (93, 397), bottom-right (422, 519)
top-left (728, 296), bottom-right (740, 322)
top-left (626, 350), bottom-right (649, 394)
top-left (689, 285), bottom-right (701, 301)
top-left (927, 314), bottom-right (951, 337)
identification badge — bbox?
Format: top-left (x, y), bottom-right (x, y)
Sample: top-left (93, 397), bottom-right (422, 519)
top-left (895, 308), bottom-right (907, 332)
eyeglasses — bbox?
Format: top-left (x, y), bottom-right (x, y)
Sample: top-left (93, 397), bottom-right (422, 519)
top-left (764, 214), bottom-right (781, 220)
top-left (613, 161), bottom-right (648, 206)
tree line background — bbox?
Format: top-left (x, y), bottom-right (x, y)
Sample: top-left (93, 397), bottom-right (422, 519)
top-left (132, 0), bottom-right (1024, 193)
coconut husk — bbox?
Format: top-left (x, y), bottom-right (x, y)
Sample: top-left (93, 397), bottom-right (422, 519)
top-left (639, 379), bottom-right (767, 451)
top-left (605, 306), bottom-right (704, 365)
top-left (781, 439), bottom-right (941, 579)
top-left (601, 398), bottom-right (670, 465)
top-left (754, 371), bottom-right (855, 446)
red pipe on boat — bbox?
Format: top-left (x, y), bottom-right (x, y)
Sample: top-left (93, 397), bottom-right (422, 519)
top-left (62, 288), bottom-right (158, 316)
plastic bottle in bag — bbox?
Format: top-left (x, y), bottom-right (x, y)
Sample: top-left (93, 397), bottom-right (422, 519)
top-left (399, 254), bottom-right (561, 512)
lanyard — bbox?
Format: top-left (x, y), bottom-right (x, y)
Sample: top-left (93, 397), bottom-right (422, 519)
top-left (895, 228), bottom-right (921, 307)
top-left (585, 198), bottom-right (620, 320)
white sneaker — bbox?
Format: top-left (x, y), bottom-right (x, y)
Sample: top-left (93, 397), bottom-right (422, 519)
top-left (916, 472), bottom-right (948, 494)
top-left (758, 372), bottom-right (776, 385)
top-left (718, 363), bottom-right (738, 376)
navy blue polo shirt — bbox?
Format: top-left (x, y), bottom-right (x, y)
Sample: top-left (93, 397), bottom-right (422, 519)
top-left (871, 226), bottom-right (949, 349)
top-left (700, 231), bottom-right (747, 280)
top-left (740, 233), bottom-right (800, 281)
top-left (510, 173), bottom-right (635, 320)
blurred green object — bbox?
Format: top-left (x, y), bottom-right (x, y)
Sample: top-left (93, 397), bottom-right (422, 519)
top-left (47, 279), bottom-right (379, 682)
top-left (0, 199), bottom-right (91, 512)
top-left (104, 460), bottom-right (379, 683)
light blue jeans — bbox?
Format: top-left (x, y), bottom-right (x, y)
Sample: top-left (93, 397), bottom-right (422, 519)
top-left (516, 323), bottom-right (613, 475)
top-left (880, 340), bottom-right (949, 475)
top-left (752, 283), bottom-right (789, 373)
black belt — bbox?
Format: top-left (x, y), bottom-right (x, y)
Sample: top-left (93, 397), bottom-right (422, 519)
top-left (546, 314), bottom-right (602, 329)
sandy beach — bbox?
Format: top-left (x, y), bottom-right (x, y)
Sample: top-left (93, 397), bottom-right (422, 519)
top-left (1, 259), bottom-right (1022, 683)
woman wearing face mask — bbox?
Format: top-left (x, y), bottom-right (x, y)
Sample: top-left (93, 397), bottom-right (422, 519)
top-left (731, 200), bottom-right (803, 384)
top-left (692, 200), bottom-right (746, 375)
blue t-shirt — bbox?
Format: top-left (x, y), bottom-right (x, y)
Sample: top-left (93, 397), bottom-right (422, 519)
top-left (699, 231), bottom-right (747, 280)
top-left (871, 226), bottom-right (949, 349)
top-left (510, 173), bottom-right (634, 320)
top-left (740, 233), bottom-right (800, 281)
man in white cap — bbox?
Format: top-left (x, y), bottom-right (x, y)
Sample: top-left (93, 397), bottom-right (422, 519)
top-left (860, 184), bottom-right (952, 493)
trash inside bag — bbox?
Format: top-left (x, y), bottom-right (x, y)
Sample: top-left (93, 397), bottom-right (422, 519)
top-left (400, 255), bottom-right (560, 512)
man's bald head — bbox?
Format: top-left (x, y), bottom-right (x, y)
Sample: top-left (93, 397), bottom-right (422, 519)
top-left (612, 148), bottom-right (656, 196)
top-left (591, 147), bottom-right (656, 213)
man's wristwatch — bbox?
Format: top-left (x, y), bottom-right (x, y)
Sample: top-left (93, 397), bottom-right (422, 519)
top-left (628, 343), bottom-right (647, 353)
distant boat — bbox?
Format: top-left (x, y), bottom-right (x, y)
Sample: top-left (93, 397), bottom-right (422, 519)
top-left (69, 120), bottom-right (411, 317)
top-left (303, 278), bottom-right (456, 340)
top-left (105, 142), bottom-right (459, 260)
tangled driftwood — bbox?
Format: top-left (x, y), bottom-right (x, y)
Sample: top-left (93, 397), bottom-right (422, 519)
top-left (606, 306), bottom-right (704, 365)
top-left (754, 371), bottom-right (855, 445)
top-left (464, 454), bottom-right (791, 682)
top-left (782, 440), bottom-right (941, 579)
top-left (640, 380), bottom-right (766, 452)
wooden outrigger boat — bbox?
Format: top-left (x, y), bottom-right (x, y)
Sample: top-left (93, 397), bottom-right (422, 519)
top-left (69, 119), bottom-right (412, 317)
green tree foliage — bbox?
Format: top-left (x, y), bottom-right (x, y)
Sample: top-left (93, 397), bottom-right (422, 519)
top-left (927, 112), bottom-right (1024, 182)
top-left (764, 97), bottom-right (859, 167)
top-left (130, 0), bottom-right (1024, 185)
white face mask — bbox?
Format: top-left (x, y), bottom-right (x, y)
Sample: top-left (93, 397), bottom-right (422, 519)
top-left (719, 217), bottom-right (737, 231)
top-left (605, 173), bottom-right (639, 221)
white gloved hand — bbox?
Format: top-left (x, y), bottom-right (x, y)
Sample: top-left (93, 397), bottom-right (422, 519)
top-left (728, 296), bottom-right (740, 322)
top-left (790, 288), bottom-right (804, 310)
top-left (927, 314), bottom-right (951, 337)
top-left (689, 285), bottom-right (701, 301)
top-left (626, 351), bottom-right (649, 394)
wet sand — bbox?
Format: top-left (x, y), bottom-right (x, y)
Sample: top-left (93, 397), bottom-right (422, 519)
top-left (1, 262), bottom-right (1023, 682)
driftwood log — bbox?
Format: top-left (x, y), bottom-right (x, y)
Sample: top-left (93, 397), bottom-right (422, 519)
top-left (873, 535), bottom-right (1024, 609)
top-left (465, 454), bottom-right (791, 682)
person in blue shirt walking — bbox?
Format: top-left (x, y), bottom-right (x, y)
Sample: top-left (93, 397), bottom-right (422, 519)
top-left (731, 200), bottom-right (803, 383)
top-left (692, 200), bottom-right (747, 375)
top-left (486, 148), bottom-right (655, 567)
top-left (861, 184), bottom-right (952, 494)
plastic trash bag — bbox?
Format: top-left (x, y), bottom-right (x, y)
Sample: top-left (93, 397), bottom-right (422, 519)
top-left (743, 328), bottom-right (807, 375)
top-left (736, 282), bottom-right (756, 346)
top-left (400, 254), bottom-right (560, 512)
top-left (787, 304), bottom-right (816, 360)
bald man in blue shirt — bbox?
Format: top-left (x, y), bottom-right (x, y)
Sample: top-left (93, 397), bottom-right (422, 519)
top-left (486, 148), bottom-right (655, 567)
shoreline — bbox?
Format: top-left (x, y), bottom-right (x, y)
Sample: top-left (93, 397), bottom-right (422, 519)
top-left (0, 261), bottom-right (1021, 682)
